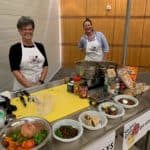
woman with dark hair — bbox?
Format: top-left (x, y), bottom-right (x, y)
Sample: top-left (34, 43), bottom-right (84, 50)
top-left (78, 18), bottom-right (109, 61)
top-left (9, 16), bottom-right (48, 90)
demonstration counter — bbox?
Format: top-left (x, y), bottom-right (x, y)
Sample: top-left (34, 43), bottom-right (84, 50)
top-left (9, 72), bottom-right (150, 150)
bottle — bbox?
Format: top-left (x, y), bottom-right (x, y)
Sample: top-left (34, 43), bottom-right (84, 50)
top-left (73, 75), bottom-right (81, 95)
top-left (79, 81), bottom-right (88, 98)
top-left (114, 77), bottom-right (120, 95)
top-left (103, 74), bottom-right (108, 95)
top-left (0, 109), bottom-right (6, 128)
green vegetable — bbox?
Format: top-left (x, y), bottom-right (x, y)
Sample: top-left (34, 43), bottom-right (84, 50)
top-left (10, 130), bottom-right (20, 141)
top-left (33, 130), bottom-right (48, 145)
top-left (8, 129), bottom-right (28, 143)
top-left (55, 129), bottom-right (63, 138)
top-left (18, 136), bottom-right (28, 144)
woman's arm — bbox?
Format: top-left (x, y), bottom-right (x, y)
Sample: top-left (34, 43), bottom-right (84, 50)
top-left (39, 66), bottom-right (48, 83)
top-left (103, 52), bottom-right (109, 60)
top-left (12, 70), bottom-right (32, 87)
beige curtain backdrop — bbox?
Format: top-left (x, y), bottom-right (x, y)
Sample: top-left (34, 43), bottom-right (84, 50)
top-left (0, 0), bottom-right (60, 92)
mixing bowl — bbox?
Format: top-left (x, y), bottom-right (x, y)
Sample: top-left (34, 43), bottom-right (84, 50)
top-left (0, 116), bottom-right (51, 150)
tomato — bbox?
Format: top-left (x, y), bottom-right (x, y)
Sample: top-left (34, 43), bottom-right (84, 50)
top-left (22, 139), bottom-right (35, 149)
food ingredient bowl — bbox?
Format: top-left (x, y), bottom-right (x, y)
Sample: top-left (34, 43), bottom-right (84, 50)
top-left (0, 116), bottom-right (51, 150)
top-left (52, 119), bottom-right (83, 142)
top-left (113, 94), bottom-right (139, 109)
top-left (98, 102), bottom-right (125, 119)
top-left (78, 110), bottom-right (108, 130)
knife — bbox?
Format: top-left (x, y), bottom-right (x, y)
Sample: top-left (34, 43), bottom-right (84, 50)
top-left (22, 90), bottom-right (31, 102)
top-left (19, 95), bottom-right (26, 107)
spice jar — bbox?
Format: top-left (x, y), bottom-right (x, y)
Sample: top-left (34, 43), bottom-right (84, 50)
top-left (67, 81), bottom-right (74, 93)
top-left (73, 75), bottom-right (81, 95)
top-left (79, 81), bottom-right (88, 98)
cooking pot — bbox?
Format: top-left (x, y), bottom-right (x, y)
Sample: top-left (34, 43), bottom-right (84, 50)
top-left (98, 61), bottom-right (118, 72)
top-left (75, 61), bottom-right (99, 79)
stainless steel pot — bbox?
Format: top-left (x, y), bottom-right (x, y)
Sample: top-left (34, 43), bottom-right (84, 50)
top-left (0, 116), bottom-right (52, 150)
top-left (75, 61), bottom-right (99, 79)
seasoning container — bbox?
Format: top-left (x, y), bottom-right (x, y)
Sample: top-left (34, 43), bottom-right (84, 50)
top-left (67, 81), bottom-right (74, 93)
top-left (79, 81), bottom-right (88, 98)
top-left (103, 74), bottom-right (108, 94)
top-left (0, 109), bottom-right (6, 128)
top-left (73, 75), bottom-right (81, 95)
top-left (114, 77), bottom-right (120, 95)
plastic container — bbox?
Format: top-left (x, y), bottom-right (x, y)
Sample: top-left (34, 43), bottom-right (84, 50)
top-left (79, 81), bottom-right (88, 98)
top-left (73, 76), bottom-right (81, 95)
top-left (0, 109), bottom-right (6, 128)
top-left (67, 81), bottom-right (74, 93)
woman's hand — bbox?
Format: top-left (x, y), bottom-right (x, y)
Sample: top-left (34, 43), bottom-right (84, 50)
top-left (12, 70), bottom-right (32, 88)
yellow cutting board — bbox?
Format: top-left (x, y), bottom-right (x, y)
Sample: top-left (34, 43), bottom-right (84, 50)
top-left (11, 84), bottom-right (89, 122)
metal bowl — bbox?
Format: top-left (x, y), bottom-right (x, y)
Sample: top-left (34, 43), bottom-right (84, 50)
top-left (0, 116), bottom-right (51, 150)
top-left (75, 60), bottom-right (117, 80)
top-left (75, 61), bottom-right (99, 79)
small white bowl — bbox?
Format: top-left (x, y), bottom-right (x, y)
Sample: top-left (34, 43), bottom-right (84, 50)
top-left (78, 110), bottom-right (108, 130)
top-left (98, 102), bottom-right (125, 119)
top-left (113, 94), bottom-right (139, 109)
top-left (52, 119), bottom-right (83, 142)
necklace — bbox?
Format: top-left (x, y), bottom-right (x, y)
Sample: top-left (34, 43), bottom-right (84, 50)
top-left (87, 33), bottom-right (95, 41)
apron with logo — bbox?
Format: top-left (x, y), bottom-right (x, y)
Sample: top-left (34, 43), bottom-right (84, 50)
top-left (13, 42), bottom-right (45, 91)
top-left (85, 36), bottom-right (103, 61)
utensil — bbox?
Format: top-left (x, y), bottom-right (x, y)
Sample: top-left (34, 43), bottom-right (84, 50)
top-left (14, 90), bottom-right (27, 107)
top-left (19, 95), bottom-right (26, 107)
top-left (20, 90), bottom-right (39, 104)
top-left (88, 90), bottom-right (112, 106)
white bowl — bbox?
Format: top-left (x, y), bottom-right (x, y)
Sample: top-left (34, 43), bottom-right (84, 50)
top-left (52, 119), bottom-right (83, 142)
top-left (78, 110), bottom-right (108, 130)
top-left (98, 102), bottom-right (125, 119)
top-left (113, 94), bottom-right (139, 109)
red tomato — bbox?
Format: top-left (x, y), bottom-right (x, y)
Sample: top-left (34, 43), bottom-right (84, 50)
top-left (22, 139), bottom-right (35, 149)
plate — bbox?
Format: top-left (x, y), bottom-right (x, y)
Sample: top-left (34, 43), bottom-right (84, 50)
top-left (52, 119), bottom-right (83, 142)
top-left (78, 110), bottom-right (108, 130)
top-left (113, 94), bottom-right (139, 109)
top-left (98, 102), bottom-right (125, 119)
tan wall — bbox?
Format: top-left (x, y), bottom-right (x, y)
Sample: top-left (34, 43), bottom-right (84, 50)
top-left (60, 0), bottom-right (150, 71)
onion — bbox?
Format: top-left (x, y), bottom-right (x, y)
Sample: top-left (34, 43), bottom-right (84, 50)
top-left (21, 123), bottom-right (37, 138)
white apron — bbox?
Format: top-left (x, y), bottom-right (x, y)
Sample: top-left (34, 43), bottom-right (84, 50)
top-left (85, 36), bottom-right (103, 61)
top-left (13, 42), bottom-right (45, 91)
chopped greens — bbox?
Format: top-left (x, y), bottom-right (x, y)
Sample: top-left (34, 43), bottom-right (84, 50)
top-left (33, 130), bottom-right (48, 145)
